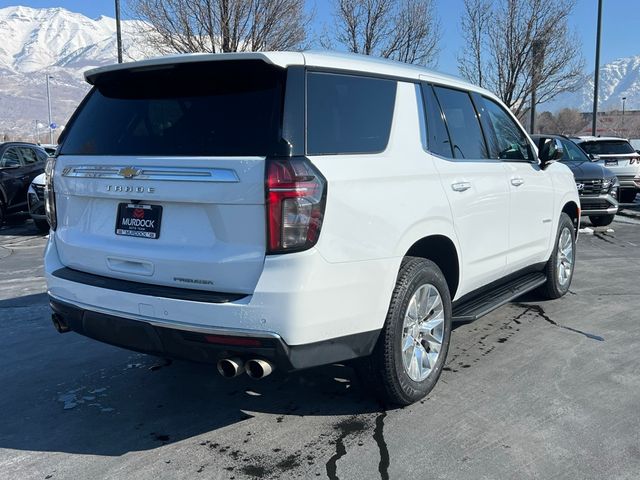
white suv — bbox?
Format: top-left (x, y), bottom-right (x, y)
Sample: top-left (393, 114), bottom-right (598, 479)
top-left (572, 136), bottom-right (640, 203)
top-left (44, 52), bottom-right (579, 405)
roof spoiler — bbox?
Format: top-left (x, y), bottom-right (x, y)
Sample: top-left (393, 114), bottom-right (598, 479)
top-left (84, 51), bottom-right (301, 85)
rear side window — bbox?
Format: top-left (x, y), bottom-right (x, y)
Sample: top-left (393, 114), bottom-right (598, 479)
top-left (60, 61), bottom-right (286, 156)
top-left (482, 98), bottom-right (532, 161)
top-left (433, 86), bottom-right (487, 159)
top-left (421, 84), bottom-right (453, 157)
top-left (579, 140), bottom-right (635, 155)
top-left (306, 72), bottom-right (397, 155)
top-left (1, 147), bottom-right (21, 167)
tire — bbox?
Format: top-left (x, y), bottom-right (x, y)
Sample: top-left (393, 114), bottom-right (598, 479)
top-left (34, 219), bottom-right (50, 233)
top-left (0, 200), bottom-right (5, 228)
top-left (620, 190), bottom-right (637, 203)
top-left (589, 215), bottom-right (614, 227)
top-left (355, 257), bottom-right (452, 406)
top-left (540, 213), bottom-right (575, 299)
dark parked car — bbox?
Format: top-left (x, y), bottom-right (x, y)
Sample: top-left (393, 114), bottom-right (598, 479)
top-left (533, 134), bottom-right (619, 227)
top-left (0, 142), bottom-right (48, 226)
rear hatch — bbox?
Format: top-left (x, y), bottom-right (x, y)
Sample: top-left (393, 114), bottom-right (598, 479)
top-left (578, 140), bottom-right (640, 177)
top-left (53, 59), bottom-right (291, 294)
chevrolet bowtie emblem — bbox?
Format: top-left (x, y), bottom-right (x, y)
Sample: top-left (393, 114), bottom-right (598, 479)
top-left (118, 167), bottom-right (142, 179)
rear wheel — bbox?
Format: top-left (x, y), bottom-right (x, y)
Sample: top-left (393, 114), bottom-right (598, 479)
top-left (541, 213), bottom-right (575, 299)
top-left (0, 200), bottom-right (5, 227)
top-left (620, 190), bottom-right (637, 203)
top-left (589, 215), bottom-right (614, 227)
top-left (356, 257), bottom-right (452, 406)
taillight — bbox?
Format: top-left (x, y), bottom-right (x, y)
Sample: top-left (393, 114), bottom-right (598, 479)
top-left (630, 157), bottom-right (639, 165)
top-left (44, 157), bottom-right (57, 230)
top-left (266, 157), bottom-right (326, 254)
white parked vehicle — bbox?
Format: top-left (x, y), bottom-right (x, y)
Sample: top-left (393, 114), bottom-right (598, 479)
top-left (572, 136), bottom-right (640, 203)
top-left (44, 52), bottom-right (579, 405)
top-left (27, 173), bottom-right (49, 232)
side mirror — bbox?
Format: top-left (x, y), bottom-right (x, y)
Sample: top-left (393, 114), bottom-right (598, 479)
top-left (539, 138), bottom-right (564, 168)
top-left (589, 153), bottom-right (600, 162)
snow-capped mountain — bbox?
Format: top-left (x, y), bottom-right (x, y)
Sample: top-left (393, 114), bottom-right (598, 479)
top-left (542, 55), bottom-right (640, 113)
top-left (0, 6), bottom-right (152, 141)
top-left (0, 6), bottom-right (638, 140)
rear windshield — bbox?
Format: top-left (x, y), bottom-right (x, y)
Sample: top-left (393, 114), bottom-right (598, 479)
top-left (60, 60), bottom-right (286, 156)
top-left (579, 140), bottom-right (635, 155)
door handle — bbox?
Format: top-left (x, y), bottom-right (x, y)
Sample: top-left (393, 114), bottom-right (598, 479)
top-left (511, 177), bottom-right (524, 187)
top-left (451, 181), bottom-right (471, 192)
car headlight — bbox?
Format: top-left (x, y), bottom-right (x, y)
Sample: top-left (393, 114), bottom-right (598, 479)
top-left (606, 178), bottom-right (619, 197)
top-left (44, 157), bottom-right (57, 230)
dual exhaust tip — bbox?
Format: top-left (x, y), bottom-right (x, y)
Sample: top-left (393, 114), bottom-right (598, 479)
top-left (217, 357), bottom-right (274, 379)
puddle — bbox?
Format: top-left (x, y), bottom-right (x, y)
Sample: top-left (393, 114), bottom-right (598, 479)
top-left (513, 303), bottom-right (604, 342)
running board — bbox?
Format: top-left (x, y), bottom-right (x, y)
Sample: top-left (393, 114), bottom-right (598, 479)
top-left (452, 272), bottom-right (547, 322)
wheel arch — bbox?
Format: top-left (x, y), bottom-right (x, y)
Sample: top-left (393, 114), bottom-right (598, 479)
top-left (561, 200), bottom-right (580, 230)
top-left (405, 234), bottom-right (460, 299)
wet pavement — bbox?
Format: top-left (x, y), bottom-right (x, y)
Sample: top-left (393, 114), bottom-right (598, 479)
top-left (1, 206), bottom-right (639, 480)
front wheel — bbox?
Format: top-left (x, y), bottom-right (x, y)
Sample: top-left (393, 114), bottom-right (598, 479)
top-left (356, 257), bottom-right (452, 406)
top-left (589, 215), bottom-right (614, 227)
top-left (541, 213), bottom-right (576, 299)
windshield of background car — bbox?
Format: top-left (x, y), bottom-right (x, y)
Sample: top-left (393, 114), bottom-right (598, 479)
top-left (560, 139), bottom-right (591, 162)
top-left (579, 140), bottom-right (635, 155)
top-left (59, 60), bottom-right (286, 157)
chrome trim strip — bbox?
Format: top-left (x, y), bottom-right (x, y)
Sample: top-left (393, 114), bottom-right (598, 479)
top-left (48, 293), bottom-right (282, 340)
top-left (61, 165), bottom-right (240, 183)
top-left (581, 207), bottom-right (618, 215)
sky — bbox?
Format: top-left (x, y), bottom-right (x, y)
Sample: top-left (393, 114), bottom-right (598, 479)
top-left (0, 0), bottom-right (637, 76)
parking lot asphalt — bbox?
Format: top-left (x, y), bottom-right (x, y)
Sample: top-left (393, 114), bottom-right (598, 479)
top-left (1, 205), bottom-right (639, 480)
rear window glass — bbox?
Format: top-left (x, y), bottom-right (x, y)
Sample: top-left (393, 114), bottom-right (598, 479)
top-left (433, 86), bottom-right (487, 159)
top-left (421, 84), bottom-right (453, 157)
top-left (306, 72), bottom-right (397, 155)
top-left (579, 140), bottom-right (634, 155)
top-left (60, 61), bottom-right (286, 156)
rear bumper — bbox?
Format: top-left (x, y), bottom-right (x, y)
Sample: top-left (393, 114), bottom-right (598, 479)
top-left (45, 233), bottom-right (397, 366)
top-left (618, 177), bottom-right (640, 190)
top-left (49, 295), bottom-right (380, 371)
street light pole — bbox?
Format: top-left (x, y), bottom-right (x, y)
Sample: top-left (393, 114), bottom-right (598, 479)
top-left (46, 74), bottom-right (53, 144)
top-left (622, 96), bottom-right (627, 133)
top-left (591, 0), bottom-right (603, 136)
top-left (115, 0), bottom-right (123, 63)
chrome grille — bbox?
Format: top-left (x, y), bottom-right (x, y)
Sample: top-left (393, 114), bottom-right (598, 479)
top-left (576, 179), bottom-right (604, 196)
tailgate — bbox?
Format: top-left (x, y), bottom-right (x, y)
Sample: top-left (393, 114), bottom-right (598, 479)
top-left (51, 59), bottom-right (292, 295)
top-left (54, 156), bottom-right (266, 294)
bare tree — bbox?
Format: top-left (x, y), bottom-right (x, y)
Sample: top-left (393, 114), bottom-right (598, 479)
top-left (126, 0), bottom-right (308, 54)
top-left (326, 0), bottom-right (441, 66)
top-left (537, 108), bottom-right (587, 135)
top-left (457, 0), bottom-right (491, 87)
top-left (458, 0), bottom-right (584, 117)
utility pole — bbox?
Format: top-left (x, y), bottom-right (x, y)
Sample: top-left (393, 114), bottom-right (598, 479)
top-left (622, 96), bottom-right (627, 133)
top-left (46, 75), bottom-right (53, 144)
top-left (591, 0), bottom-right (603, 136)
top-left (115, 0), bottom-right (123, 63)
top-left (529, 39), bottom-right (544, 134)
